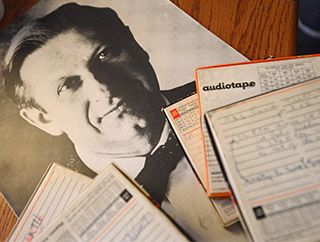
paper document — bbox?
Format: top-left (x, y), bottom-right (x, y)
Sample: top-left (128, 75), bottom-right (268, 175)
top-left (35, 164), bottom-right (189, 242)
top-left (196, 54), bottom-right (320, 196)
top-left (163, 94), bottom-right (238, 226)
top-left (9, 163), bottom-right (91, 242)
top-left (0, 1), bottom-right (248, 241)
top-left (164, 94), bottom-right (206, 185)
top-left (206, 77), bottom-right (320, 242)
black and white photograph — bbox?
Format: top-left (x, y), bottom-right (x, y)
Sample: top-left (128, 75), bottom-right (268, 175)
top-left (0, 0), bottom-right (247, 241)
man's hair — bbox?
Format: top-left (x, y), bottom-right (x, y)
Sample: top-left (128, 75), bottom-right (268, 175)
top-left (3, 3), bottom-right (146, 110)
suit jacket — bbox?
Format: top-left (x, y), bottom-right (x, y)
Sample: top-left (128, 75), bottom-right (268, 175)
top-left (162, 81), bottom-right (196, 104)
top-left (135, 81), bottom-right (196, 204)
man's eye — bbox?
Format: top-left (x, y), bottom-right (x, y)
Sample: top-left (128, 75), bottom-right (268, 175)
top-left (98, 48), bottom-right (111, 62)
top-left (97, 46), bottom-right (122, 62)
top-left (58, 76), bottom-right (82, 95)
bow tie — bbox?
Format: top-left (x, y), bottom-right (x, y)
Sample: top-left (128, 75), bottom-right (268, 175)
top-left (135, 132), bottom-right (184, 204)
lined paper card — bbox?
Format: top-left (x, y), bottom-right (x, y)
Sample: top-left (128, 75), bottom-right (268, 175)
top-left (35, 164), bottom-right (188, 242)
top-left (196, 54), bottom-right (320, 196)
top-left (206, 77), bottom-right (320, 242)
top-left (164, 94), bottom-right (206, 185)
top-left (9, 163), bottom-right (91, 242)
top-left (164, 94), bottom-right (238, 226)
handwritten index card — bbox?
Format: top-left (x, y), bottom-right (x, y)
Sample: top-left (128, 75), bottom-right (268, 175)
top-left (164, 94), bottom-right (238, 226)
top-left (196, 55), bottom-right (320, 196)
top-left (9, 163), bottom-right (91, 242)
top-left (206, 77), bottom-right (320, 242)
top-left (35, 165), bottom-right (188, 242)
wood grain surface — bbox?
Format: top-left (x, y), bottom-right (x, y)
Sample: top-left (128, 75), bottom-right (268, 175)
top-left (0, 0), bottom-right (298, 240)
top-left (171, 0), bottom-right (298, 59)
top-left (0, 193), bottom-right (17, 242)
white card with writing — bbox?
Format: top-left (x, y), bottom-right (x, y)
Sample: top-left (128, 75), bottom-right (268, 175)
top-left (206, 77), bottom-right (320, 242)
top-left (196, 54), bottom-right (320, 196)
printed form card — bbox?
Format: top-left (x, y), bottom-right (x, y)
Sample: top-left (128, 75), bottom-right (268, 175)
top-left (9, 163), bottom-right (91, 242)
top-left (206, 77), bottom-right (320, 242)
top-left (196, 54), bottom-right (320, 196)
top-left (163, 94), bottom-right (238, 226)
top-left (35, 164), bottom-right (189, 242)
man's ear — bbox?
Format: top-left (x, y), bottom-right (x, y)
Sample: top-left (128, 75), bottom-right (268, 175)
top-left (19, 107), bottom-right (63, 136)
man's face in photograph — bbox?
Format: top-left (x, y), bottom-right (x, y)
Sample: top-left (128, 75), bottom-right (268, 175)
top-left (19, 29), bottom-right (166, 158)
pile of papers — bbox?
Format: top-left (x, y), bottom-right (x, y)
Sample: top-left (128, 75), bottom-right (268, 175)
top-left (1, 1), bottom-right (320, 242)
top-left (165, 55), bottom-right (320, 241)
top-left (9, 163), bottom-right (190, 242)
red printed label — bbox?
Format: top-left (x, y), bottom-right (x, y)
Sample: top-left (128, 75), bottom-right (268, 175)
top-left (170, 108), bottom-right (180, 119)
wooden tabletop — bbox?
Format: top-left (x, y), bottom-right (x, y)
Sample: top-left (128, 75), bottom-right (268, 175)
top-left (0, 193), bottom-right (17, 242)
top-left (171, 0), bottom-right (297, 60)
top-left (0, 0), bottom-right (298, 240)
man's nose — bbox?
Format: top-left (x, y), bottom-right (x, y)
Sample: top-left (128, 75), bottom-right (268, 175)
top-left (84, 71), bottom-right (110, 103)
top-left (86, 77), bottom-right (121, 123)
top-left (91, 82), bottom-right (121, 105)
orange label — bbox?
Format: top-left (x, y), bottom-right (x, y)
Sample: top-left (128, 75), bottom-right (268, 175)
top-left (170, 108), bottom-right (180, 119)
